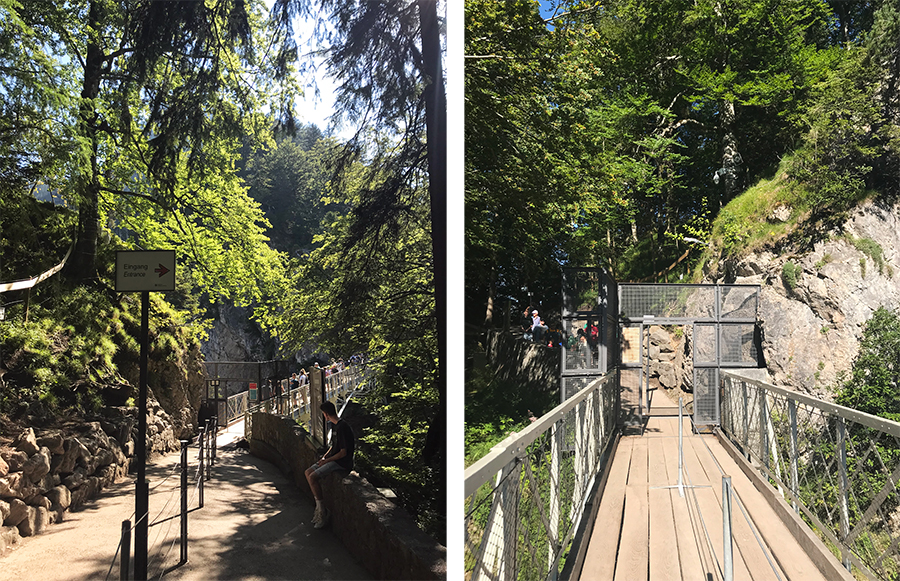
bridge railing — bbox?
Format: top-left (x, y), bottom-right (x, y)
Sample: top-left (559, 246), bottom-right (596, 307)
top-left (721, 371), bottom-right (900, 581)
top-left (241, 365), bottom-right (371, 439)
top-left (464, 370), bottom-right (619, 581)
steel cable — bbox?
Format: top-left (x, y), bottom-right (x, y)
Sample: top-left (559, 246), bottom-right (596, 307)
top-left (688, 413), bottom-right (785, 581)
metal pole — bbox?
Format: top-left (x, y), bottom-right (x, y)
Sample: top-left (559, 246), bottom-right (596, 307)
top-left (180, 440), bottom-right (188, 565)
top-left (205, 419), bottom-right (212, 480)
top-left (742, 381), bottom-right (750, 461)
top-left (678, 397), bottom-right (684, 497)
top-left (198, 427), bottom-right (205, 509)
top-left (120, 520), bottom-right (131, 581)
top-left (837, 418), bottom-right (851, 572)
top-left (789, 400), bottom-right (800, 513)
top-left (723, 475), bottom-right (734, 581)
top-left (135, 291), bottom-right (149, 581)
top-left (211, 416), bottom-right (217, 465)
top-left (760, 390), bottom-right (769, 468)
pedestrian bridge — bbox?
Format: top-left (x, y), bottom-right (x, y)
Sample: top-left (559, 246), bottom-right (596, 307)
top-left (464, 370), bottom-right (900, 580)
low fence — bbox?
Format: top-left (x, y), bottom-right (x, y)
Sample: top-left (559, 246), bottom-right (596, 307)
top-left (464, 371), bottom-right (619, 581)
top-left (111, 417), bottom-right (217, 580)
top-left (721, 371), bottom-right (900, 581)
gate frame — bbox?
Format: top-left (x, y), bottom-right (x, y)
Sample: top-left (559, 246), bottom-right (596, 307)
top-left (617, 283), bottom-right (761, 427)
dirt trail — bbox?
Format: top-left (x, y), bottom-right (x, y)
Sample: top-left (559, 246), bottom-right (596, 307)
top-left (1, 435), bottom-right (371, 580)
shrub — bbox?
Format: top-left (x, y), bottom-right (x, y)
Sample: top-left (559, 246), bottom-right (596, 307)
top-left (782, 261), bottom-right (801, 292)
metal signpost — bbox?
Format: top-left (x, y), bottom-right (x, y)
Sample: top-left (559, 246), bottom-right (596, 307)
top-left (115, 250), bottom-right (175, 581)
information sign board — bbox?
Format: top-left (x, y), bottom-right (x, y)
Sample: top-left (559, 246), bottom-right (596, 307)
top-left (115, 250), bottom-right (176, 292)
top-left (249, 383), bottom-right (258, 401)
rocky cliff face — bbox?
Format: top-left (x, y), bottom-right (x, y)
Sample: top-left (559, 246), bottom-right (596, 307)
top-left (713, 198), bottom-right (900, 398)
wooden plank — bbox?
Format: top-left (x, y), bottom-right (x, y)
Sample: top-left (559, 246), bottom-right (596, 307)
top-left (647, 433), bottom-right (680, 579)
top-left (710, 440), bottom-right (828, 581)
top-left (681, 435), bottom-right (753, 581)
top-left (688, 435), bottom-right (786, 581)
top-left (615, 483), bottom-right (649, 581)
top-left (642, 417), bottom-right (677, 439)
top-left (580, 439), bottom-right (634, 581)
top-left (649, 488), bottom-right (681, 581)
top-left (630, 438), bottom-right (649, 487)
top-left (660, 435), bottom-right (708, 581)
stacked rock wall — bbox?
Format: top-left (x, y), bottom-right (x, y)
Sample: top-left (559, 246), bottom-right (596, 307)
top-left (0, 400), bottom-right (179, 555)
top-left (249, 413), bottom-right (446, 581)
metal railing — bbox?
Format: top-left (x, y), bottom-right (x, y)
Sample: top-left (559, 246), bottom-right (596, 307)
top-left (240, 365), bottom-right (370, 440)
top-left (464, 371), bottom-right (619, 581)
top-left (111, 417), bottom-right (217, 580)
top-left (721, 371), bottom-right (900, 580)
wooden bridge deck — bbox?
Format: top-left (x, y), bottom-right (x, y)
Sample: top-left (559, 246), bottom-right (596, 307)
top-left (578, 417), bottom-right (846, 581)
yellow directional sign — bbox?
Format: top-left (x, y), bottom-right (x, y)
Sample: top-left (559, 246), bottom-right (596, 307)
top-left (115, 250), bottom-right (176, 292)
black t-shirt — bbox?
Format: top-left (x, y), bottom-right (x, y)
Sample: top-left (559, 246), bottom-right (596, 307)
top-left (329, 420), bottom-right (355, 471)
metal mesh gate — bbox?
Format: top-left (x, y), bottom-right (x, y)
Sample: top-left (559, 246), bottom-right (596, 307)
top-left (619, 283), bottom-right (761, 427)
top-left (560, 267), bottom-right (618, 403)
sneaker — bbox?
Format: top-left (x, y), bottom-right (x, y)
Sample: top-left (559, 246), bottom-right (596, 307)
top-left (311, 507), bottom-right (322, 525)
top-left (314, 508), bottom-right (330, 529)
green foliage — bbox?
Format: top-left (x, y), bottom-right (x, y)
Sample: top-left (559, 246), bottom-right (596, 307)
top-left (814, 254), bottom-right (832, 270)
top-left (837, 307), bottom-right (900, 422)
top-left (844, 235), bottom-right (892, 278)
top-left (782, 261), bottom-right (801, 292)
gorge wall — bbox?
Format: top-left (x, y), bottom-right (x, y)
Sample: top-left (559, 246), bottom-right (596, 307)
top-left (712, 198), bottom-right (900, 399)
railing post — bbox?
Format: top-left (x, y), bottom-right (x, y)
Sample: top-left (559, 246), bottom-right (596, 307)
top-left (723, 475), bottom-right (734, 581)
top-left (759, 390), bottom-right (769, 468)
top-left (548, 421), bottom-right (561, 580)
top-left (212, 415), bottom-right (217, 465)
top-left (678, 397), bottom-right (684, 497)
top-left (788, 399), bottom-right (799, 513)
top-left (742, 380), bottom-right (750, 461)
top-left (180, 440), bottom-right (188, 565)
top-left (837, 417), bottom-right (851, 572)
top-left (198, 427), bottom-right (205, 509)
top-left (121, 520), bottom-right (131, 581)
top-left (205, 419), bottom-right (212, 481)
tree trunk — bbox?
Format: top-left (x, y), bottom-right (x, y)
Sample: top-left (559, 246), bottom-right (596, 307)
top-left (68, 0), bottom-right (104, 283)
top-left (721, 99), bottom-right (740, 204)
top-left (417, 0), bottom-right (446, 475)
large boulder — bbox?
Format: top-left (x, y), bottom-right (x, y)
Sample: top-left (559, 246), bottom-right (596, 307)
top-left (0, 472), bottom-right (36, 500)
top-left (22, 447), bottom-right (52, 481)
top-left (3, 498), bottom-right (28, 527)
top-left (2, 449), bottom-right (28, 473)
top-left (53, 438), bottom-right (89, 475)
top-left (0, 455), bottom-right (8, 478)
top-left (17, 505), bottom-right (49, 537)
top-left (46, 485), bottom-right (71, 513)
top-left (0, 525), bottom-right (21, 556)
top-left (36, 432), bottom-right (65, 455)
top-left (13, 428), bottom-right (39, 456)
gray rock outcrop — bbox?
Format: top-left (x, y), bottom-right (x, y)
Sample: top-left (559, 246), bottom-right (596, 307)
top-left (716, 199), bottom-right (900, 398)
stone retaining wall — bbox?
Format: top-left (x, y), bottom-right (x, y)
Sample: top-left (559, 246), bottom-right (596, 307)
top-left (0, 401), bottom-right (179, 556)
top-left (249, 413), bottom-right (446, 581)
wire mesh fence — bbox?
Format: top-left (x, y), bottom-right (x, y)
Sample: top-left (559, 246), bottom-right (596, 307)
top-left (464, 371), bottom-right (619, 581)
top-left (721, 371), bottom-right (900, 580)
top-left (241, 365), bottom-right (371, 440)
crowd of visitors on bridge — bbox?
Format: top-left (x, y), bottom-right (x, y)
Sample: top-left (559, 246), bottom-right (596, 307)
top-left (521, 304), bottom-right (599, 368)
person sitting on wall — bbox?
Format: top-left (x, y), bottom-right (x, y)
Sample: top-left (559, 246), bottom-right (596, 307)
top-left (304, 401), bottom-right (355, 529)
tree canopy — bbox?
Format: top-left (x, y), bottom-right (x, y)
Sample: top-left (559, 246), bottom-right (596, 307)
top-left (465, 0), bottom-right (899, 324)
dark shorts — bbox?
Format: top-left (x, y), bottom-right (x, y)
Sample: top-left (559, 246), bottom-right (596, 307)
top-left (308, 461), bottom-right (348, 479)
